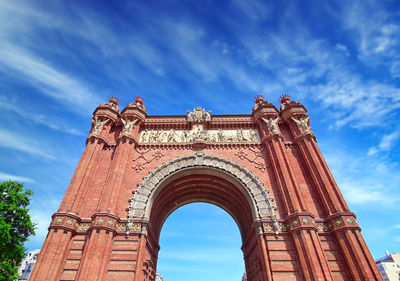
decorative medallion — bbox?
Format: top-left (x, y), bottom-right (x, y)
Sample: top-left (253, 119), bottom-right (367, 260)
top-left (301, 217), bottom-right (310, 225)
top-left (345, 217), bottom-right (354, 224)
top-left (54, 217), bottom-right (63, 224)
top-left (116, 223), bottom-right (127, 232)
top-left (65, 219), bottom-right (73, 226)
top-left (263, 223), bottom-right (274, 232)
top-left (131, 223), bottom-right (141, 232)
top-left (96, 218), bottom-right (105, 225)
top-left (291, 219), bottom-right (299, 227)
top-left (107, 219), bottom-right (114, 227)
top-left (333, 218), bottom-right (343, 226)
top-left (278, 223), bottom-right (289, 232)
top-left (316, 223), bottom-right (330, 232)
top-left (75, 223), bottom-right (92, 232)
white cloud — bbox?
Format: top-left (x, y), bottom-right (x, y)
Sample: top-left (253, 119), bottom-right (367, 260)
top-left (0, 43), bottom-right (101, 115)
top-left (0, 172), bottom-right (34, 183)
top-left (324, 148), bottom-right (400, 207)
top-left (340, 182), bottom-right (392, 205)
top-left (0, 96), bottom-right (84, 136)
top-left (368, 130), bottom-right (400, 155)
top-left (0, 128), bottom-right (55, 159)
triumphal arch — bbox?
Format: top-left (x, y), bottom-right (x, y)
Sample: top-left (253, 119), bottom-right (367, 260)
top-left (30, 95), bottom-right (382, 281)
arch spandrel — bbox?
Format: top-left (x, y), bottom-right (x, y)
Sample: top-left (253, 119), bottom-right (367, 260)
top-left (127, 151), bottom-right (279, 233)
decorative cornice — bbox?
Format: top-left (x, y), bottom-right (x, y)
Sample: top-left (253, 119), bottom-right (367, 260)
top-left (86, 134), bottom-right (117, 147)
top-left (49, 212), bottom-right (136, 235)
top-left (293, 132), bottom-right (317, 143)
top-left (261, 212), bottom-right (359, 234)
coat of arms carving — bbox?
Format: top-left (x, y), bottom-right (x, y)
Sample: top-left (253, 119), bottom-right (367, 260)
top-left (187, 107), bottom-right (211, 122)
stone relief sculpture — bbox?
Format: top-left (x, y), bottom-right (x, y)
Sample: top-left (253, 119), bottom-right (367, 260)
top-left (261, 117), bottom-right (279, 135)
top-left (187, 107), bottom-right (212, 122)
top-left (139, 126), bottom-right (259, 144)
top-left (291, 115), bottom-right (311, 133)
top-left (91, 116), bottom-right (109, 135)
top-left (121, 118), bottom-right (138, 134)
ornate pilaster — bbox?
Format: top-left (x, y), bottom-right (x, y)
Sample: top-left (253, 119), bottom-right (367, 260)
top-left (254, 94), bottom-right (336, 280)
top-left (327, 212), bottom-right (382, 280)
top-left (252, 94), bottom-right (304, 215)
top-left (98, 97), bottom-right (147, 213)
top-left (279, 95), bottom-right (347, 215)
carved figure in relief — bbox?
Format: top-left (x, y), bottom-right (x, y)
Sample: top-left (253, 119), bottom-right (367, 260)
top-left (167, 129), bottom-right (175, 143)
top-left (261, 117), bottom-right (279, 135)
top-left (225, 131), bottom-right (238, 142)
top-left (121, 118), bottom-right (138, 134)
top-left (237, 129), bottom-right (244, 141)
top-left (291, 115), bottom-right (311, 133)
top-left (139, 129), bottom-right (259, 143)
top-left (181, 131), bottom-right (188, 142)
top-left (141, 130), bottom-right (149, 142)
top-left (91, 116), bottom-right (109, 135)
top-left (149, 131), bottom-right (157, 143)
top-left (249, 130), bottom-right (257, 141)
top-left (217, 129), bottom-right (225, 142)
top-left (242, 130), bottom-right (250, 141)
top-left (160, 131), bottom-right (168, 142)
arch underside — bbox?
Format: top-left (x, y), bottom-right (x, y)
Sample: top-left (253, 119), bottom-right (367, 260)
top-left (127, 152), bottom-right (278, 239)
top-left (150, 173), bottom-right (254, 241)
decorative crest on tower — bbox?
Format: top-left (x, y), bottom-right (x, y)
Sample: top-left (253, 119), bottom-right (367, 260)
top-left (109, 96), bottom-right (120, 106)
top-left (134, 96), bottom-right (145, 105)
top-left (186, 107), bottom-right (212, 122)
top-left (279, 94), bottom-right (290, 104)
top-left (253, 94), bottom-right (264, 104)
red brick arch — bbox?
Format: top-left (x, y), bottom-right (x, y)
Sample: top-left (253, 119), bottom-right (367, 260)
top-left (29, 96), bottom-right (383, 281)
top-left (127, 151), bottom-right (279, 239)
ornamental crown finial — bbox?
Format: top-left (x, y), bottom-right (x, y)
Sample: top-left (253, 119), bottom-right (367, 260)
top-left (253, 94), bottom-right (264, 103)
top-left (109, 96), bottom-right (120, 105)
top-left (279, 94), bottom-right (290, 104)
top-left (135, 96), bottom-right (145, 105)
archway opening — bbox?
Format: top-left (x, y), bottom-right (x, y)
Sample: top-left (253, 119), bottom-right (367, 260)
top-left (129, 154), bottom-right (274, 281)
top-left (157, 202), bottom-right (245, 280)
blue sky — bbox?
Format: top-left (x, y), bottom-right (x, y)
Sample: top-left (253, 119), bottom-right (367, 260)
top-left (0, 0), bottom-right (400, 279)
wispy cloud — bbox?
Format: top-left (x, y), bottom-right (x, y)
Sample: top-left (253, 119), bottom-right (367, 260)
top-left (0, 43), bottom-right (101, 115)
top-left (0, 128), bottom-right (55, 159)
top-left (0, 96), bottom-right (84, 136)
top-left (368, 130), bottom-right (400, 156)
top-left (0, 172), bottom-right (34, 183)
top-left (325, 149), bottom-right (400, 206)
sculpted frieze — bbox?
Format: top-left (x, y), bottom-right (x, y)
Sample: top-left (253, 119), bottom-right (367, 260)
top-left (139, 125), bottom-right (260, 144)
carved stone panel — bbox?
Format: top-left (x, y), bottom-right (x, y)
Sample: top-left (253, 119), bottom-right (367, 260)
top-left (139, 125), bottom-right (260, 144)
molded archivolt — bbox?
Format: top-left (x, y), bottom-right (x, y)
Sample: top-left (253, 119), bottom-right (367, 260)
top-left (127, 151), bottom-right (278, 232)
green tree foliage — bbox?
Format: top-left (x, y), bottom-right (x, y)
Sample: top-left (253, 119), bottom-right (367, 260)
top-left (0, 181), bottom-right (35, 281)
